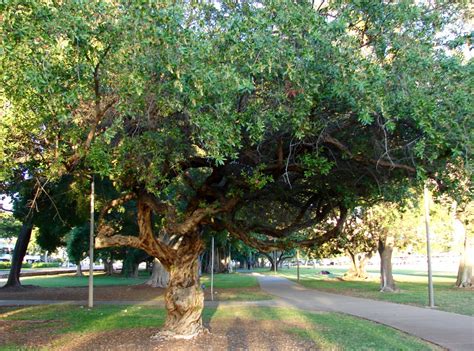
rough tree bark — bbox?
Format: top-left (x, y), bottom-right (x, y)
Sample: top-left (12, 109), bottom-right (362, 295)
top-left (146, 258), bottom-right (169, 288)
top-left (378, 235), bottom-right (398, 292)
top-left (3, 216), bottom-right (34, 289)
top-left (162, 248), bottom-right (204, 339)
top-left (205, 246), bottom-right (227, 273)
top-left (103, 258), bottom-right (115, 276)
top-left (265, 253), bottom-right (278, 271)
top-left (264, 251), bottom-right (292, 272)
top-left (75, 260), bottom-right (83, 277)
top-left (345, 250), bottom-right (372, 279)
top-left (97, 197), bottom-right (207, 339)
top-left (456, 232), bottom-right (473, 288)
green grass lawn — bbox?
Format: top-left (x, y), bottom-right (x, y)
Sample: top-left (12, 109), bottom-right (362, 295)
top-left (17, 272), bottom-right (149, 288)
top-left (0, 304), bottom-right (438, 350)
top-left (16, 271), bottom-right (260, 289)
top-left (273, 266), bottom-right (474, 316)
top-left (3, 271), bottom-right (271, 301)
top-left (201, 272), bottom-right (258, 288)
top-left (201, 272), bottom-right (272, 300)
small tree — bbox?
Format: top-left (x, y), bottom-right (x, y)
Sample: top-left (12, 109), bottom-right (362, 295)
top-left (66, 225), bottom-right (89, 277)
top-left (341, 213), bottom-right (378, 280)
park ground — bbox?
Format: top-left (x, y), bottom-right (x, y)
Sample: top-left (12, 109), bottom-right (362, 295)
top-left (0, 266), bottom-right (471, 350)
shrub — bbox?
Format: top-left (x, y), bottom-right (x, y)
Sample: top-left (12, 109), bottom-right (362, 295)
top-left (32, 262), bottom-right (61, 268)
top-left (0, 262), bottom-right (32, 269)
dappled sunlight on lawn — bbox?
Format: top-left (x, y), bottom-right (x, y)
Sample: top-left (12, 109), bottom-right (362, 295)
top-left (204, 306), bottom-right (436, 350)
top-left (1, 304), bottom-right (438, 350)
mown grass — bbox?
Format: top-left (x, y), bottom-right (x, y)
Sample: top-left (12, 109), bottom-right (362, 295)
top-left (273, 267), bottom-right (474, 316)
top-left (200, 272), bottom-right (259, 288)
top-left (15, 271), bottom-right (259, 289)
top-left (17, 272), bottom-right (149, 288)
top-left (0, 304), bottom-right (438, 350)
top-left (3, 271), bottom-right (271, 301)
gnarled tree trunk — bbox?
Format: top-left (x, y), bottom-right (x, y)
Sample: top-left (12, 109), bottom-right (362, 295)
top-left (75, 260), bottom-right (83, 277)
top-left (378, 236), bottom-right (398, 292)
top-left (146, 258), bottom-right (169, 288)
top-left (345, 250), bottom-right (371, 279)
top-left (456, 234), bottom-right (473, 288)
top-left (162, 251), bottom-right (204, 339)
top-left (103, 258), bottom-right (115, 276)
top-left (3, 217), bottom-right (33, 289)
top-left (96, 194), bottom-right (216, 339)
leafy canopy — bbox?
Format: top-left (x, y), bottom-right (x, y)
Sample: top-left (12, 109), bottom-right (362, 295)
top-left (1, 1), bottom-right (472, 254)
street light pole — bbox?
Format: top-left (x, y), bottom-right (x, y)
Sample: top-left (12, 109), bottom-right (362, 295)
top-left (228, 241), bottom-right (232, 273)
top-left (211, 235), bottom-right (214, 301)
top-left (88, 177), bottom-right (95, 308)
top-left (424, 185), bottom-right (435, 308)
top-left (273, 250), bottom-right (277, 274)
top-left (296, 249), bottom-right (300, 282)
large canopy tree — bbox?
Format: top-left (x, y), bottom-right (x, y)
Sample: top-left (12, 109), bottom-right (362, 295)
top-left (1, 0), bottom-right (472, 338)
top-left (1, 0), bottom-right (121, 286)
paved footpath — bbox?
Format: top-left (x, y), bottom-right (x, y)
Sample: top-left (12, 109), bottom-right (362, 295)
top-left (257, 274), bottom-right (474, 351)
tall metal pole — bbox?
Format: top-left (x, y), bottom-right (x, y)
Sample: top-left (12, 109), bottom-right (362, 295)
top-left (88, 177), bottom-right (95, 308)
top-left (424, 185), bottom-right (435, 308)
top-left (211, 236), bottom-right (214, 301)
top-left (296, 249), bottom-right (300, 282)
top-left (273, 250), bottom-right (277, 274)
top-left (228, 242), bottom-right (232, 273)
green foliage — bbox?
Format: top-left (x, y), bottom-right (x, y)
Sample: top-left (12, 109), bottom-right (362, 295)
top-left (31, 262), bottom-right (61, 268)
top-left (0, 212), bottom-right (21, 238)
top-left (299, 154), bottom-right (334, 177)
top-left (0, 262), bottom-right (32, 269)
top-left (66, 224), bottom-right (89, 264)
top-left (1, 1), bottom-right (472, 266)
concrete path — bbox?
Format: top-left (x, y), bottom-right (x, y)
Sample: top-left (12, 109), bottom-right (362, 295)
top-left (257, 274), bottom-right (474, 351)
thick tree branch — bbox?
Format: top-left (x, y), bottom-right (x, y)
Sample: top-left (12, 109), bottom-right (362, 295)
top-left (99, 193), bottom-right (136, 221)
top-left (321, 134), bottom-right (416, 173)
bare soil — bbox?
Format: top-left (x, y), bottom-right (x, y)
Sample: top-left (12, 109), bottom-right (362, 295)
top-left (0, 284), bottom-right (165, 302)
top-left (1, 319), bottom-right (319, 350)
top-left (0, 285), bottom-right (264, 302)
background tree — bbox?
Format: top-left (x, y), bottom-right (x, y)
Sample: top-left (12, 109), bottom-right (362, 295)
top-left (340, 212), bottom-right (378, 280)
top-left (66, 225), bottom-right (89, 277)
top-left (0, 212), bottom-right (22, 239)
top-left (454, 200), bottom-right (473, 288)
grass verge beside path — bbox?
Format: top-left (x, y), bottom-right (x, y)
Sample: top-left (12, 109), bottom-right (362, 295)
top-left (0, 304), bottom-right (438, 350)
top-left (201, 273), bottom-right (272, 301)
top-left (3, 272), bottom-right (271, 302)
top-left (273, 267), bottom-right (474, 316)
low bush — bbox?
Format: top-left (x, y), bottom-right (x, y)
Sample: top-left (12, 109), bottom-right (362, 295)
top-left (0, 262), bottom-right (32, 269)
top-left (32, 262), bottom-right (61, 268)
